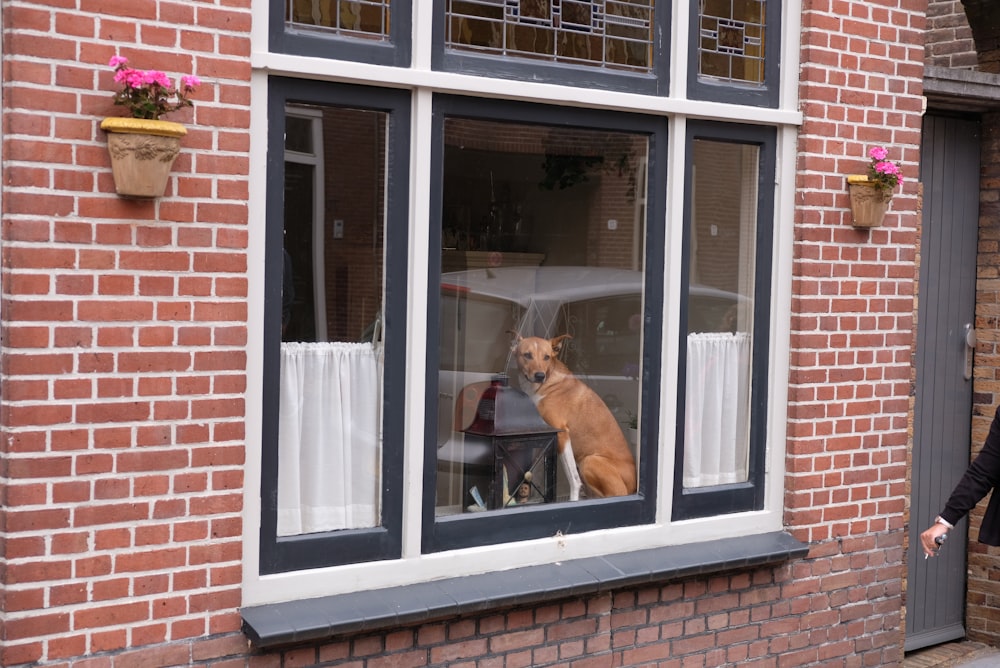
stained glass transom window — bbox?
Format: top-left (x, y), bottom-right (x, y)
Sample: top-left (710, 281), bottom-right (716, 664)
top-left (287, 0), bottom-right (391, 39)
top-left (446, 0), bottom-right (655, 72)
top-left (698, 0), bottom-right (765, 86)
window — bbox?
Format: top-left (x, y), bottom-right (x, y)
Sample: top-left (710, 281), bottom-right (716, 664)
top-left (270, 0), bottom-right (412, 66)
top-left (422, 97), bottom-right (666, 552)
top-left (673, 121), bottom-right (775, 520)
top-left (247, 0), bottom-right (797, 610)
top-left (258, 78), bottom-right (411, 573)
top-left (286, 0), bottom-right (390, 38)
top-left (688, 0), bottom-right (782, 107)
top-left (433, 0), bottom-right (669, 95)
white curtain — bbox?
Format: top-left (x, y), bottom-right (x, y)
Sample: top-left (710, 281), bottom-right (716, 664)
top-left (684, 332), bottom-right (751, 487)
top-left (277, 341), bottom-right (381, 536)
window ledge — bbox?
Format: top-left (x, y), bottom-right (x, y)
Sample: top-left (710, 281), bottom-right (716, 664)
top-left (241, 531), bottom-right (808, 649)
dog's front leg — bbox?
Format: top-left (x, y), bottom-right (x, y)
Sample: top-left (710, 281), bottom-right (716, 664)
top-left (560, 438), bottom-right (583, 501)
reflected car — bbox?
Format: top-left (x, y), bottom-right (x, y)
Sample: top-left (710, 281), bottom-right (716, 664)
top-left (434, 265), bottom-right (744, 513)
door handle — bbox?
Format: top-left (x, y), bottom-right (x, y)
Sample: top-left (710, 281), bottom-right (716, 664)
top-left (965, 323), bottom-right (976, 380)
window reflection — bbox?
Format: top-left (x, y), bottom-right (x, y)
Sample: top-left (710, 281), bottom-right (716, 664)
top-left (683, 139), bottom-right (757, 488)
top-left (435, 118), bottom-right (648, 516)
top-left (276, 105), bottom-right (386, 536)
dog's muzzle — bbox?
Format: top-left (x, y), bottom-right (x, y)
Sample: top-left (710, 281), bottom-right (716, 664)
top-left (532, 372), bottom-right (546, 383)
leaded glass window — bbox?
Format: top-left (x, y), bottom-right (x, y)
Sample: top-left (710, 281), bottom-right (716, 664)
top-left (272, 0), bottom-right (409, 67)
top-left (688, 0), bottom-right (779, 107)
top-left (286, 0), bottom-right (391, 39)
top-left (698, 0), bottom-right (765, 86)
top-left (445, 0), bottom-right (656, 73)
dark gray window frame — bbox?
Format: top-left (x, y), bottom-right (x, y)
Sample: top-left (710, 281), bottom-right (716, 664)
top-left (421, 95), bottom-right (667, 553)
top-left (672, 120), bottom-right (775, 521)
top-left (269, 0), bottom-right (412, 67)
top-left (431, 0), bottom-right (671, 96)
top-left (687, 0), bottom-right (782, 108)
top-left (259, 77), bottom-right (411, 574)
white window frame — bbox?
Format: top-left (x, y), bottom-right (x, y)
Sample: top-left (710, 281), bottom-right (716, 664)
top-left (242, 0), bottom-right (801, 607)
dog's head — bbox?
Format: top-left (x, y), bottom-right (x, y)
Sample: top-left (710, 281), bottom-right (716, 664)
top-left (509, 332), bottom-right (571, 385)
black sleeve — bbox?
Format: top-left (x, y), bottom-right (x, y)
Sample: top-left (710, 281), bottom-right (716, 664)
top-left (940, 404), bottom-right (1000, 526)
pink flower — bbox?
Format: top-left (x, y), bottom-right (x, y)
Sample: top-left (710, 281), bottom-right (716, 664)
top-left (868, 146), bottom-right (888, 161)
top-left (875, 161), bottom-right (899, 175)
top-left (864, 146), bottom-right (903, 192)
top-left (141, 70), bottom-right (172, 88)
top-left (124, 70), bottom-right (146, 88)
top-left (107, 56), bottom-right (200, 120)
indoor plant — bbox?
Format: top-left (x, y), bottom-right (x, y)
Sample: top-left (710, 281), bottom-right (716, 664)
top-left (100, 56), bottom-right (201, 198)
top-left (625, 409), bottom-right (638, 446)
top-left (846, 146), bottom-right (904, 228)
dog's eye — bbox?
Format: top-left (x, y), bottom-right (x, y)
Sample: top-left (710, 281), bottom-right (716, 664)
top-left (524, 352), bottom-right (533, 360)
top-left (544, 354), bottom-right (550, 361)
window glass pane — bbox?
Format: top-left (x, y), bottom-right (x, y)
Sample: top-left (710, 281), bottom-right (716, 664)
top-left (287, 0), bottom-right (391, 39)
top-left (285, 116), bottom-right (314, 154)
top-left (436, 117), bottom-right (648, 517)
top-left (445, 0), bottom-right (655, 73)
top-left (683, 139), bottom-right (756, 488)
top-left (698, 0), bottom-right (765, 86)
top-left (277, 104), bottom-right (386, 535)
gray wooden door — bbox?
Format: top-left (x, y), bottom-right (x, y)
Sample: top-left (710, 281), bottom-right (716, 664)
top-left (907, 113), bottom-right (980, 651)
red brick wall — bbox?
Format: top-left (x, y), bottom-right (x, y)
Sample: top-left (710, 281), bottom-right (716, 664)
top-left (925, 0), bottom-right (977, 69)
top-left (0, 1), bottom-right (925, 667)
top-left (0, 0), bottom-right (252, 664)
top-left (786, 0), bottom-right (924, 658)
top-left (958, 0), bottom-right (1000, 73)
top-left (789, 0), bottom-right (921, 525)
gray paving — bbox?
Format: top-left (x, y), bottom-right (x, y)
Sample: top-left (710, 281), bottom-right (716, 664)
top-left (905, 642), bottom-right (1000, 668)
top-left (951, 649), bottom-right (1000, 667)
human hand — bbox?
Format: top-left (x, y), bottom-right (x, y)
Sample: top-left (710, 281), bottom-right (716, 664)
top-left (920, 523), bottom-right (949, 558)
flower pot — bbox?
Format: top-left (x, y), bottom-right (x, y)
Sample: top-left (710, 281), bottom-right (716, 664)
top-left (100, 117), bottom-right (187, 198)
top-left (846, 175), bottom-right (892, 228)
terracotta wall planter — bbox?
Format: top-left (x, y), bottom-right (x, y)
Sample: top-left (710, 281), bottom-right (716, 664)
top-left (846, 174), bottom-right (892, 228)
top-left (100, 117), bottom-right (187, 198)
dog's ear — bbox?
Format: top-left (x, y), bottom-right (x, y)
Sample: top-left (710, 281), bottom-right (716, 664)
top-left (550, 334), bottom-right (573, 354)
top-left (507, 330), bottom-right (523, 348)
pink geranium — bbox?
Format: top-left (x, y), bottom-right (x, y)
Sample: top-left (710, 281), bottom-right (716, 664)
top-left (865, 146), bottom-right (903, 192)
top-left (108, 56), bottom-right (200, 121)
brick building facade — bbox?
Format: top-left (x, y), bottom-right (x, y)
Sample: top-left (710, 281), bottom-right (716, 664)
top-left (1, 1), bottom-right (994, 667)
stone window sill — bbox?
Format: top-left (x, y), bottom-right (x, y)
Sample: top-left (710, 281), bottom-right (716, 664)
top-left (242, 530), bottom-right (808, 649)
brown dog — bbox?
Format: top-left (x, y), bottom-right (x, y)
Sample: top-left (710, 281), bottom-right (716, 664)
top-left (510, 333), bottom-right (637, 499)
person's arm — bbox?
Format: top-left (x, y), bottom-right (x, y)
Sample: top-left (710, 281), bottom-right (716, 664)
top-left (921, 405), bottom-right (1000, 557)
